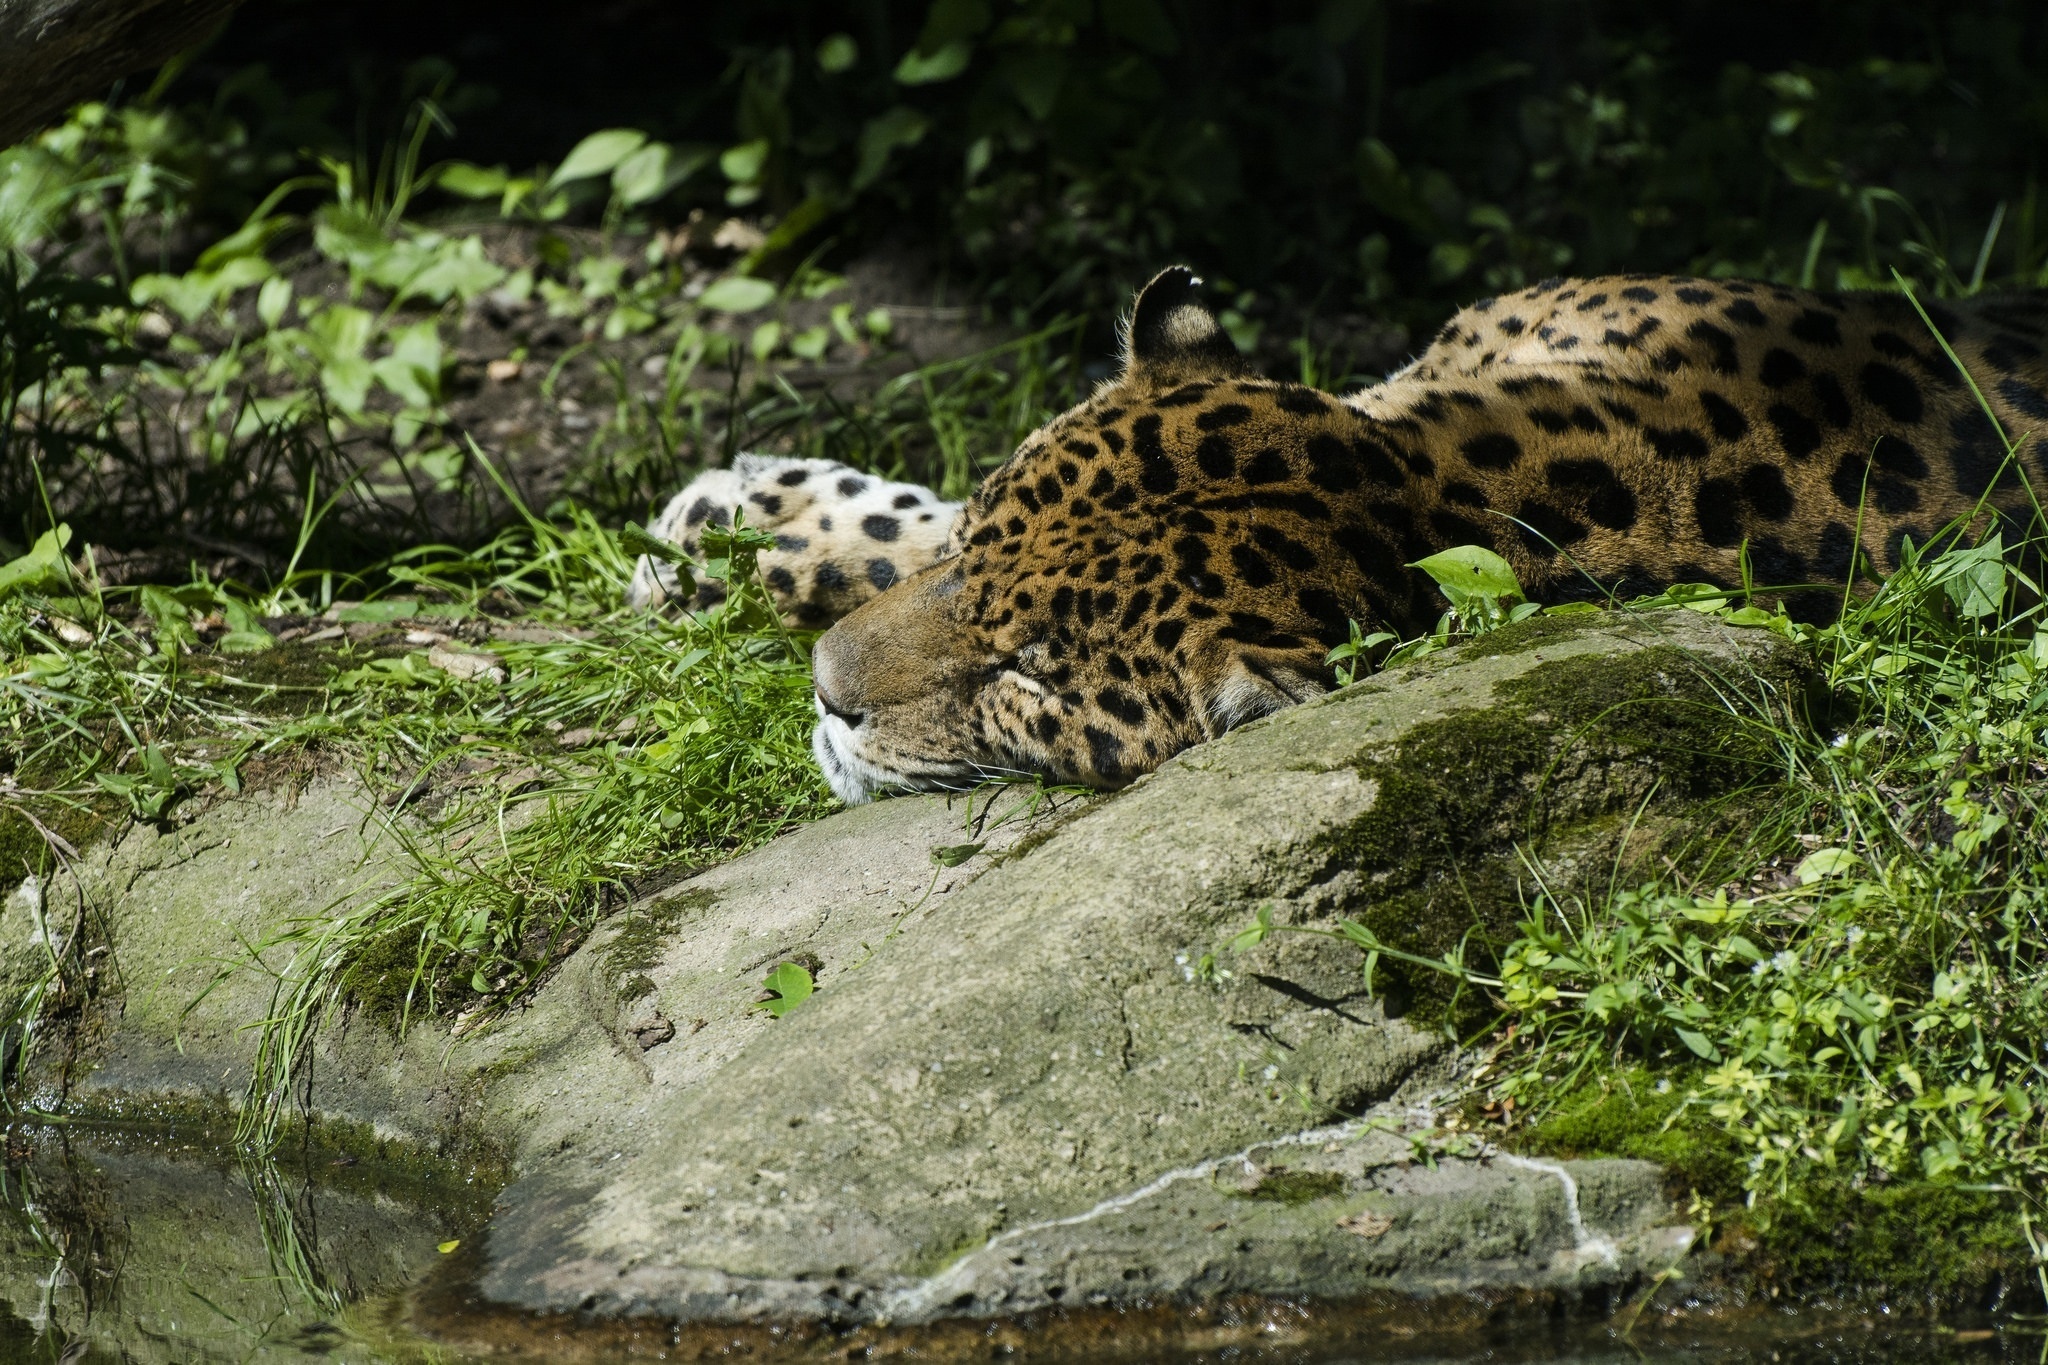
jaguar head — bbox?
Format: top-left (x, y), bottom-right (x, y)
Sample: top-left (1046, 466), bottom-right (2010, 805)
top-left (810, 267), bottom-right (1393, 802)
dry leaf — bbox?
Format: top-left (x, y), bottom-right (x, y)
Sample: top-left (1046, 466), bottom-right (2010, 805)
top-left (427, 644), bottom-right (507, 685)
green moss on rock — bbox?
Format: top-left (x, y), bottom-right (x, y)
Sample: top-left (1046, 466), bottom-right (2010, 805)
top-left (1319, 640), bottom-right (1801, 1022)
top-left (205, 639), bottom-right (344, 695)
top-left (0, 795), bottom-right (117, 886)
top-left (1517, 1068), bottom-right (1746, 1206)
top-left (1441, 610), bottom-right (1617, 662)
top-left (1233, 1169), bottom-right (1347, 1204)
top-left (604, 887), bottom-right (718, 993)
top-left (1517, 1070), bottom-right (2034, 1304)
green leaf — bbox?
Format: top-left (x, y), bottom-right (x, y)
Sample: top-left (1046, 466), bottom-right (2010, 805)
top-left (435, 162), bottom-right (509, 198)
top-left (617, 525), bottom-right (698, 599)
top-left (995, 53), bottom-right (1066, 123)
top-left (854, 107), bottom-right (931, 190)
top-left (718, 139), bottom-right (771, 185)
top-left (1228, 904), bottom-right (1274, 952)
top-left (195, 211), bottom-right (293, 272)
top-left (1794, 847), bottom-right (1859, 883)
top-left (256, 275), bottom-right (292, 329)
top-left (335, 599), bottom-right (420, 623)
top-left (758, 962), bottom-right (815, 1017)
top-left (0, 524), bottom-right (72, 599)
top-left (132, 259), bottom-right (270, 322)
top-left (739, 197), bottom-right (838, 274)
top-left (930, 842), bottom-right (984, 867)
top-left (619, 522), bottom-right (686, 562)
top-left (548, 129), bottom-right (649, 189)
top-left (1409, 545), bottom-right (1524, 608)
top-left (396, 237), bottom-right (506, 305)
top-left (698, 276), bottom-right (777, 313)
top-left (138, 584), bottom-right (198, 652)
top-left (1941, 537), bottom-right (2006, 619)
top-left (1666, 582), bottom-right (1731, 612)
top-left (788, 324), bottom-right (831, 360)
top-left (816, 33), bottom-right (859, 72)
top-left (1720, 934), bottom-right (1765, 963)
top-left (373, 319), bottom-right (447, 409)
top-left (612, 142), bottom-right (672, 206)
top-left (894, 40), bottom-right (972, 85)
top-left (1674, 1027), bottom-right (1721, 1061)
top-left (97, 743), bottom-right (186, 820)
top-left (305, 303), bottom-right (376, 361)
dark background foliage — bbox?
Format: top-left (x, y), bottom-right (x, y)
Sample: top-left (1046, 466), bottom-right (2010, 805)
top-left (164, 0), bottom-right (2048, 329)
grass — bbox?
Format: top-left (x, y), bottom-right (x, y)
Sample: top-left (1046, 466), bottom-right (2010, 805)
top-left (1245, 545), bottom-right (2048, 1292)
top-left (228, 490), bottom-right (836, 1143)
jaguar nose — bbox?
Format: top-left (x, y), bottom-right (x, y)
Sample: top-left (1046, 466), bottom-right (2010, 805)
top-left (816, 687), bottom-right (866, 727)
top-left (811, 632), bottom-right (867, 727)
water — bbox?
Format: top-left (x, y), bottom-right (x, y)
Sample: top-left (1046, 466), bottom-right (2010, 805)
top-left (0, 1123), bottom-right (2030, 1364)
top-left (0, 1122), bottom-right (489, 1364)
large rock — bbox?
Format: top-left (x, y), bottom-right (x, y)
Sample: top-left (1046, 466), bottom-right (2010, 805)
top-left (6, 609), bottom-right (1808, 1334)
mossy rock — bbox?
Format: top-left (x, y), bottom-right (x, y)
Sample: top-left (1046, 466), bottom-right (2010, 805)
top-left (1319, 621), bottom-right (1810, 1021)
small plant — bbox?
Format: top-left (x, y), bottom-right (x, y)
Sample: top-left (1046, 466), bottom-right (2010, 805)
top-left (1327, 544), bottom-right (1571, 682)
top-left (756, 961), bottom-right (815, 1017)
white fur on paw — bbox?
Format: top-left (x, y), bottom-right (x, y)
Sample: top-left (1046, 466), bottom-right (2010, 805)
top-left (626, 455), bottom-right (961, 626)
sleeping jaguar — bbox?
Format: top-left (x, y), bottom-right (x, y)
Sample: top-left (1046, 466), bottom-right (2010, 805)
top-left (638, 267), bottom-right (2048, 803)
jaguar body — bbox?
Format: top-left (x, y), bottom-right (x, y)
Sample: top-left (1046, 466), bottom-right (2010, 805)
top-left (638, 268), bottom-right (2048, 803)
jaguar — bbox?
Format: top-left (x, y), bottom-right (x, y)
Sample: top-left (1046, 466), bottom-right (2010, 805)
top-left (639, 268), bottom-right (2048, 804)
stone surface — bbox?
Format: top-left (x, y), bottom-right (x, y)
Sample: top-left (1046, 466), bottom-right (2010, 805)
top-left (3, 610), bottom-right (1809, 1328)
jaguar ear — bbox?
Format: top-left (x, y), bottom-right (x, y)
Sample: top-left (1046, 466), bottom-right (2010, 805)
top-left (1122, 266), bottom-right (1246, 380)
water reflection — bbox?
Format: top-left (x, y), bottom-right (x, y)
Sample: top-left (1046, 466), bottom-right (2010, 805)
top-left (0, 1123), bottom-right (489, 1364)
